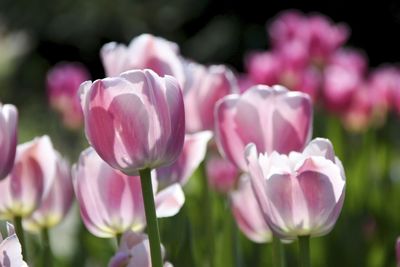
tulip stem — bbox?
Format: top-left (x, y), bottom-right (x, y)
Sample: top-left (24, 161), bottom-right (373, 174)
top-left (298, 236), bottom-right (310, 267)
top-left (139, 168), bottom-right (163, 267)
top-left (116, 233), bottom-right (122, 246)
top-left (14, 216), bottom-right (27, 261)
top-left (272, 236), bottom-right (286, 267)
top-left (42, 227), bottom-right (53, 267)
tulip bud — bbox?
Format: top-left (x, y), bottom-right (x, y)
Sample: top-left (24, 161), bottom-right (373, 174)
top-left (0, 103), bottom-right (18, 180)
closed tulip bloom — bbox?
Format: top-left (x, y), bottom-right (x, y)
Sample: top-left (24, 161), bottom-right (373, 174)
top-left (101, 34), bottom-right (185, 86)
top-left (47, 62), bottom-right (90, 129)
top-left (183, 62), bottom-right (238, 133)
top-left (80, 69), bottom-right (185, 175)
top-left (108, 231), bottom-right (172, 267)
top-left (73, 148), bottom-right (185, 238)
top-left (246, 138), bottom-right (345, 239)
top-left (23, 153), bottom-right (74, 232)
top-left (230, 175), bottom-right (272, 243)
top-left (215, 85), bottom-right (312, 171)
top-left (0, 135), bottom-right (57, 219)
top-left (156, 131), bottom-right (212, 188)
top-left (0, 223), bottom-right (28, 267)
top-left (206, 155), bottom-right (239, 193)
top-left (0, 103), bottom-right (18, 180)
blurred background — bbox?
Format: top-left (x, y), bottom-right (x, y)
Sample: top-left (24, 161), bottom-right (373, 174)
top-left (1, 0), bottom-right (400, 266)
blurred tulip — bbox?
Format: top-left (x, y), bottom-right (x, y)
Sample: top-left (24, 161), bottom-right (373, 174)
top-left (341, 86), bottom-right (373, 132)
top-left (230, 175), bottom-right (272, 243)
top-left (80, 69), bottom-right (185, 175)
top-left (101, 34), bottom-right (185, 86)
top-left (73, 148), bottom-right (185, 238)
top-left (215, 85), bottom-right (312, 171)
top-left (183, 62), bottom-right (238, 133)
top-left (23, 153), bottom-right (74, 232)
top-left (328, 48), bottom-right (368, 75)
top-left (0, 135), bottom-right (56, 219)
top-left (0, 223), bottom-right (28, 267)
top-left (156, 131), bottom-right (212, 188)
top-left (236, 74), bottom-right (255, 93)
top-left (246, 138), bottom-right (345, 239)
top-left (47, 62), bottom-right (90, 129)
top-left (396, 237), bottom-right (400, 267)
top-left (0, 103), bottom-right (17, 180)
top-left (206, 155), bottom-right (239, 193)
top-left (108, 231), bottom-right (172, 267)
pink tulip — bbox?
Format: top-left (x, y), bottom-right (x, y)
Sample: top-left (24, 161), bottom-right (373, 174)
top-left (0, 136), bottom-right (57, 219)
top-left (47, 62), bottom-right (90, 129)
top-left (101, 34), bottom-right (185, 85)
top-left (23, 153), bottom-right (74, 232)
top-left (245, 138), bottom-right (345, 239)
top-left (206, 155), bottom-right (239, 193)
top-left (80, 69), bottom-right (185, 175)
top-left (73, 148), bottom-right (185, 238)
top-left (183, 62), bottom-right (238, 133)
top-left (0, 103), bottom-right (18, 180)
top-left (215, 85), bottom-right (312, 171)
top-left (108, 231), bottom-right (172, 267)
top-left (0, 223), bottom-right (28, 267)
top-left (328, 48), bottom-right (368, 75)
top-left (230, 175), bottom-right (272, 243)
top-left (236, 74), bottom-right (255, 93)
top-left (156, 131), bottom-right (212, 188)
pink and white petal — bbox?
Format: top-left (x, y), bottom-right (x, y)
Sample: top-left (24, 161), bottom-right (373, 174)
top-left (302, 138), bottom-right (335, 161)
top-left (155, 183), bottom-right (185, 218)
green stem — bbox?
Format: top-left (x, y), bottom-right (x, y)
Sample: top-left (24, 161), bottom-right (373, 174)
top-left (298, 236), bottom-right (310, 267)
top-left (14, 216), bottom-right (27, 261)
top-left (201, 166), bottom-right (215, 267)
top-left (139, 168), bottom-right (163, 267)
top-left (116, 233), bottom-right (122, 247)
top-left (42, 227), bottom-right (53, 267)
top-left (272, 236), bottom-right (285, 267)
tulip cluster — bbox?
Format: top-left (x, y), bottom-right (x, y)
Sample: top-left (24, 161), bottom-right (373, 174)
top-left (243, 10), bottom-right (400, 132)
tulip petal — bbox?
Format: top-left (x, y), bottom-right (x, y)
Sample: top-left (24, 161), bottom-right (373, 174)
top-left (155, 183), bottom-right (185, 218)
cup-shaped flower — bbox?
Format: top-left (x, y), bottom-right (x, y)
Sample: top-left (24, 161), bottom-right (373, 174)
top-left (80, 69), bottom-right (185, 175)
top-left (108, 231), bottom-right (172, 267)
top-left (215, 85), bottom-right (312, 171)
top-left (23, 153), bottom-right (74, 232)
top-left (47, 62), bottom-right (90, 129)
top-left (156, 131), bottom-right (212, 188)
top-left (245, 138), bottom-right (345, 239)
top-left (0, 103), bottom-right (18, 180)
top-left (0, 135), bottom-right (57, 219)
top-left (230, 175), bottom-right (272, 243)
top-left (0, 223), bottom-right (28, 267)
top-left (73, 148), bottom-right (185, 238)
top-left (101, 34), bottom-right (185, 86)
top-left (183, 62), bottom-right (238, 133)
top-left (206, 155), bottom-right (239, 193)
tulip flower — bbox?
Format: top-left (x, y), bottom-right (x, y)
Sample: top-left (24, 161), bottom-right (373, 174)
top-left (0, 103), bottom-right (18, 180)
top-left (47, 62), bottom-right (90, 129)
top-left (206, 155), bottom-right (239, 193)
top-left (230, 175), bottom-right (272, 243)
top-left (73, 147), bottom-right (185, 238)
top-left (215, 85), bottom-right (312, 171)
top-left (183, 62), bottom-right (238, 133)
top-left (101, 34), bottom-right (185, 85)
top-left (156, 131), bottom-right (212, 188)
top-left (23, 153), bottom-right (74, 232)
top-left (0, 135), bottom-right (57, 219)
top-left (80, 69), bottom-right (185, 176)
top-left (0, 223), bottom-right (28, 267)
top-left (245, 138), bottom-right (345, 239)
top-left (108, 231), bottom-right (172, 267)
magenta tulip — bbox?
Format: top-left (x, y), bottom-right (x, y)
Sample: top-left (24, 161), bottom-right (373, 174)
top-left (23, 153), bottom-right (74, 232)
top-left (206, 155), bottom-right (239, 193)
top-left (73, 148), bottom-right (185, 238)
top-left (230, 175), bottom-right (272, 243)
top-left (245, 138), bottom-right (345, 239)
top-left (0, 135), bottom-right (57, 218)
top-left (47, 62), bottom-right (90, 129)
top-left (183, 62), bottom-right (238, 133)
top-left (0, 223), bottom-right (28, 267)
top-left (108, 231), bottom-right (172, 267)
top-left (215, 85), bottom-right (312, 171)
top-left (101, 34), bottom-right (185, 85)
top-left (0, 103), bottom-right (17, 180)
top-left (156, 131), bottom-right (212, 188)
top-left (80, 69), bottom-right (185, 175)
